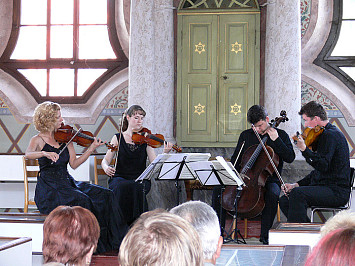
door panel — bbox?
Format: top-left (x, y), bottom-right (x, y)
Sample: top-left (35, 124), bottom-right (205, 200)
top-left (218, 14), bottom-right (257, 142)
top-left (180, 15), bottom-right (217, 142)
top-left (222, 83), bottom-right (248, 135)
top-left (177, 13), bottom-right (259, 146)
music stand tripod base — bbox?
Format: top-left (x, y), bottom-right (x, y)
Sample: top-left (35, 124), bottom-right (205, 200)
top-left (220, 187), bottom-right (246, 244)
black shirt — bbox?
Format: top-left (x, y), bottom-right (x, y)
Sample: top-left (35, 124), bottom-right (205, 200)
top-left (298, 123), bottom-right (351, 200)
top-left (231, 128), bottom-right (295, 184)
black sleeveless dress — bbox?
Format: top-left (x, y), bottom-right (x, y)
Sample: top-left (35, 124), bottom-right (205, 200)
top-left (108, 133), bottom-right (151, 226)
top-left (35, 143), bottom-right (128, 253)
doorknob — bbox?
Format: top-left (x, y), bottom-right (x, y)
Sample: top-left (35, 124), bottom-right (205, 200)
top-left (221, 75), bottom-right (228, 80)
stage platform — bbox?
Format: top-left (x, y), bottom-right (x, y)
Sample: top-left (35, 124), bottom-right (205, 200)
top-left (269, 223), bottom-right (322, 248)
top-left (0, 213), bottom-right (46, 253)
top-left (0, 236), bottom-right (32, 266)
top-left (31, 244), bottom-right (310, 266)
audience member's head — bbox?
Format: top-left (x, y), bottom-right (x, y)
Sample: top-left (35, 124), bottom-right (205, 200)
top-left (320, 210), bottom-right (355, 237)
top-left (42, 205), bottom-right (100, 266)
top-left (170, 200), bottom-right (223, 265)
top-left (305, 227), bottom-right (355, 266)
top-left (118, 209), bottom-right (204, 266)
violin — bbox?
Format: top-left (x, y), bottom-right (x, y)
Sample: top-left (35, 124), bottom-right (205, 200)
top-left (132, 127), bottom-right (182, 153)
top-left (54, 123), bottom-right (117, 151)
top-left (292, 125), bottom-right (324, 151)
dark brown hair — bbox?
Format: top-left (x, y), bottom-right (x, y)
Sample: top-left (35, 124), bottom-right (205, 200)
top-left (299, 101), bottom-right (328, 121)
top-left (247, 105), bottom-right (268, 124)
top-left (121, 104), bottom-right (146, 132)
top-left (42, 205), bottom-right (100, 265)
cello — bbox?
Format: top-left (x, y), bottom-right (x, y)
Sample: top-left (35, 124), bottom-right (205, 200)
top-left (222, 111), bottom-right (289, 219)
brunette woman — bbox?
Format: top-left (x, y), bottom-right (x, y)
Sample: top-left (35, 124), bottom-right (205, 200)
top-left (101, 104), bottom-right (173, 226)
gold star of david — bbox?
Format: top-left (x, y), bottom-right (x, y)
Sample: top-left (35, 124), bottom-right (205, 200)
top-left (231, 103), bottom-right (242, 115)
top-left (194, 103), bottom-right (205, 115)
top-left (195, 42), bottom-right (206, 54)
top-left (231, 41), bottom-right (242, 54)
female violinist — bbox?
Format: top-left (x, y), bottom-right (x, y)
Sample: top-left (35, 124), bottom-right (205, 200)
top-left (25, 101), bottom-right (127, 254)
top-left (101, 104), bottom-right (173, 226)
top-left (212, 105), bottom-right (295, 245)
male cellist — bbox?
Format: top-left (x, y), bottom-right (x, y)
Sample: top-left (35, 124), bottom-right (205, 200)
top-left (212, 105), bottom-right (295, 245)
top-left (279, 101), bottom-right (351, 223)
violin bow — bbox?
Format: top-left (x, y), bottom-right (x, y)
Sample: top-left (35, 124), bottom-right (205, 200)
top-left (51, 128), bottom-right (82, 164)
top-left (251, 125), bottom-right (288, 198)
top-left (114, 112), bottom-right (125, 170)
top-left (233, 141), bottom-right (245, 168)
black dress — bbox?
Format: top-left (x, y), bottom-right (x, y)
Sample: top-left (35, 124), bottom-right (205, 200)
top-left (108, 133), bottom-right (151, 226)
top-left (35, 143), bottom-right (128, 253)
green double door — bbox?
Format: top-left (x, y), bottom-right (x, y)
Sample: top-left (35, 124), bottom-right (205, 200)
top-left (177, 13), bottom-right (260, 147)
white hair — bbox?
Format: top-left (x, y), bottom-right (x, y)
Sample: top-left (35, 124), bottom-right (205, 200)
top-left (170, 200), bottom-right (221, 260)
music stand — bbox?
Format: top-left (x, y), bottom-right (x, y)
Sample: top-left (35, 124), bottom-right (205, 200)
top-left (188, 156), bottom-right (246, 244)
top-left (136, 153), bottom-right (211, 206)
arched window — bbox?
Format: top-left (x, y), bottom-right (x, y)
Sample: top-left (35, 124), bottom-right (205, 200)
top-left (314, 0), bottom-right (355, 94)
top-left (0, 0), bottom-right (127, 104)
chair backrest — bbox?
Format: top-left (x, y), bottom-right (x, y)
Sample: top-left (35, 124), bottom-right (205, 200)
top-left (22, 156), bottom-right (39, 213)
top-left (93, 156), bottom-right (115, 185)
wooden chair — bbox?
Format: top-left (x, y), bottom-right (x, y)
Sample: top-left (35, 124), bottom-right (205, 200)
top-left (93, 156), bottom-right (116, 185)
top-left (22, 156), bottom-right (39, 213)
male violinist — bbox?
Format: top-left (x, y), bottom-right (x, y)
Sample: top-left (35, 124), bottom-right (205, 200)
top-left (212, 105), bottom-right (295, 245)
top-left (279, 101), bottom-right (351, 223)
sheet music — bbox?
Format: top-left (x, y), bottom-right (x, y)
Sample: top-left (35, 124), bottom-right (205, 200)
top-left (216, 156), bottom-right (244, 187)
top-left (135, 153), bottom-right (170, 182)
top-left (158, 153), bottom-right (211, 180)
top-left (136, 153), bottom-right (211, 181)
top-left (188, 157), bottom-right (244, 186)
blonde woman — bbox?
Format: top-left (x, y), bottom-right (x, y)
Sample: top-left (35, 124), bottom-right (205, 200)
top-left (26, 101), bottom-right (127, 253)
top-left (119, 210), bottom-right (204, 266)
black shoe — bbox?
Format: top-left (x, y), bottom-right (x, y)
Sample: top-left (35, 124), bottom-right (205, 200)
top-left (259, 236), bottom-right (269, 245)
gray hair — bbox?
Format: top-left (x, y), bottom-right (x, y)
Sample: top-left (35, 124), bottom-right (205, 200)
top-left (170, 201), bottom-right (221, 260)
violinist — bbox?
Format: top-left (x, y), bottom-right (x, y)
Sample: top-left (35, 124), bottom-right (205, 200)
top-left (212, 105), bottom-right (295, 245)
top-left (25, 102), bottom-right (128, 254)
top-left (279, 101), bottom-right (351, 223)
top-left (101, 104), bottom-right (173, 226)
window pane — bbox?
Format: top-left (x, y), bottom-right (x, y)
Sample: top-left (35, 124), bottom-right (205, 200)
top-left (79, 25), bottom-right (116, 59)
top-left (340, 67), bottom-right (355, 81)
top-left (331, 21), bottom-right (355, 56)
top-left (79, 0), bottom-right (107, 24)
top-left (21, 0), bottom-right (47, 25)
top-left (18, 69), bottom-right (47, 96)
top-left (11, 26), bottom-right (46, 59)
top-left (49, 69), bottom-right (74, 96)
top-left (51, 26), bottom-right (73, 58)
top-left (51, 0), bottom-right (74, 24)
top-left (343, 0), bottom-right (355, 19)
top-left (77, 69), bottom-right (106, 96)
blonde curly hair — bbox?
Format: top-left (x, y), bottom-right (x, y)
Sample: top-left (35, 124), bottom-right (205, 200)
top-left (33, 102), bottom-right (61, 133)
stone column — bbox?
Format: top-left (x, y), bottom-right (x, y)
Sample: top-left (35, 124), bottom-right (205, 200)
top-left (129, 0), bottom-right (178, 210)
top-left (129, 0), bottom-right (174, 143)
top-left (264, 0), bottom-right (301, 158)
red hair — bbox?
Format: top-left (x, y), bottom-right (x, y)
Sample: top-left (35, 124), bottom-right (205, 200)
top-left (305, 228), bottom-right (355, 266)
top-left (42, 205), bottom-right (100, 264)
